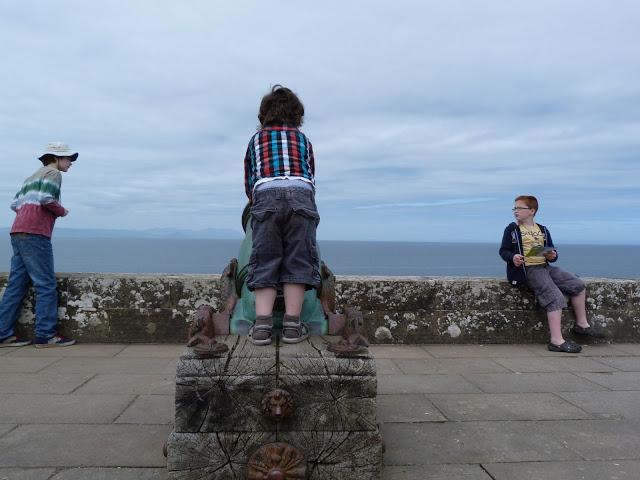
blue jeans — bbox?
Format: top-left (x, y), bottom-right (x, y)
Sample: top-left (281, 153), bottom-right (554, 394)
top-left (0, 234), bottom-right (58, 341)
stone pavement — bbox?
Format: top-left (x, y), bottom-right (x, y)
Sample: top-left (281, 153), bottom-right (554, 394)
top-left (1, 343), bottom-right (640, 480)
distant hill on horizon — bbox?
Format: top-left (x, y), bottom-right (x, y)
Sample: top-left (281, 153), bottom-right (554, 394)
top-left (0, 227), bottom-right (243, 240)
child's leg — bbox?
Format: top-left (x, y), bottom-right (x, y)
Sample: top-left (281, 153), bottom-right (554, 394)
top-left (283, 283), bottom-right (305, 317)
top-left (570, 289), bottom-right (590, 328)
top-left (255, 287), bottom-right (277, 317)
top-left (547, 309), bottom-right (565, 346)
top-left (527, 266), bottom-right (576, 348)
top-left (547, 267), bottom-right (590, 328)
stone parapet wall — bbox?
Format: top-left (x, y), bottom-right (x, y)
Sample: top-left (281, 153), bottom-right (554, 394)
top-left (2, 273), bottom-right (638, 344)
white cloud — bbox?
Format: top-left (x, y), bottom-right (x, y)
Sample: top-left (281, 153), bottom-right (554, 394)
top-left (0, 1), bottom-right (639, 242)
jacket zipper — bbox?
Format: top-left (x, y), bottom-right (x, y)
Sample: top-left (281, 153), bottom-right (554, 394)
top-left (514, 226), bottom-right (527, 279)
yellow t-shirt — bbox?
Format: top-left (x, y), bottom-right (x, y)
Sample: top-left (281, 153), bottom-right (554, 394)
top-left (520, 224), bottom-right (546, 266)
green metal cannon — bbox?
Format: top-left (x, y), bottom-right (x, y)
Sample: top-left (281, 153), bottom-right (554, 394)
top-left (187, 205), bottom-right (368, 356)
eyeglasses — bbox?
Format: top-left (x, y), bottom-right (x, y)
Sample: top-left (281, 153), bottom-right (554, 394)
top-left (512, 207), bottom-right (531, 211)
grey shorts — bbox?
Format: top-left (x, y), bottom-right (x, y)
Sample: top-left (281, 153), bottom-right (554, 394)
top-left (246, 186), bottom-right (321, 290)
top-left (526, 264), bottom-right (586, 312)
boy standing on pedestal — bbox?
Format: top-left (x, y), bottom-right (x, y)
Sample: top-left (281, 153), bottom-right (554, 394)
top-left (243, 85), bottom-right (321, 346)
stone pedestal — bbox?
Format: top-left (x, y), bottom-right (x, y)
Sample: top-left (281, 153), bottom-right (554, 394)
top-left (166, 335), bottom-right (383, 479)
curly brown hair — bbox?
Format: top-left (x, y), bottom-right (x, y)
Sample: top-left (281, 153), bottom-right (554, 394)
top-left (258, 85), bottom-right (304, 127)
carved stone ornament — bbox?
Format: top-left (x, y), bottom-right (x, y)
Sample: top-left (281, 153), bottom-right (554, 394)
top-left (327, 340), bottom-right (367, 356)
top-left (260, 389), bottom-right (294, 422)
top-left (247, 442), bottom-right (306, 480)
top-left (327, 306), bottom-right (370, 357)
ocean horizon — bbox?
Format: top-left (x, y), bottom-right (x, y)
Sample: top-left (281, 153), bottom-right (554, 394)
top-left (0, 237), bottom-right (637, 279)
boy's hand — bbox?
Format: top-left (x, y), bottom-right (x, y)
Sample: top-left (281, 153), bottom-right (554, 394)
top-left (62, 209), bottom-right (69, 217)
top-left (513, 254), bottom-right (524, 267)
top-left (544, 249), bottom-right (557, 261)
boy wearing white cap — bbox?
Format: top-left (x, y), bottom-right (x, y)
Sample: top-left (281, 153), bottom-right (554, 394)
top-left (0, 143), bottom-right (78, 347)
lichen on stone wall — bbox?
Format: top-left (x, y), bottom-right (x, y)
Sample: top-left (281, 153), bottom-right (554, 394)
top-left (2, 273), bottom-right (639, 344)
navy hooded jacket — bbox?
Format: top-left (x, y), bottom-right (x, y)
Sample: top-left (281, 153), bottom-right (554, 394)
top-left (499, 222), bottom-right (558, 287)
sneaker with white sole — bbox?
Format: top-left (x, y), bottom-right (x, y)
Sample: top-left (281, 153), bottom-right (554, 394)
top-left (0, 335), bottom-right (32, 347)
top-left (34, 334), bottom-right (76, 348)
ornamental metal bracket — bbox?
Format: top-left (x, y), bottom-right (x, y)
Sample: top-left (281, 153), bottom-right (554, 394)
top-left (247, 442), bottom-right (306, 480)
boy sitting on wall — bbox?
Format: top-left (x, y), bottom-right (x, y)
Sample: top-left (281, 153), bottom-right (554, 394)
top-left (499, 195), bottom-right (605, 353)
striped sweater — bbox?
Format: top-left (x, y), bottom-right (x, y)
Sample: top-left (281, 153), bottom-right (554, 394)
top-left (10, 166), bottom-right (66, 238)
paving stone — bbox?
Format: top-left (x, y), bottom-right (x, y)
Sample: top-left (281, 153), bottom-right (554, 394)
top-left (6, 345), bottom-right (127, 358)
top-left (0, 468), bottom-right (55, 480)
top-left (368, 345), bottom-right (433, 358)
top-left (395, 358), bottom-right (510, 374)
top-left (0, 373), bottom-right (94, 394)
top-left (0, 424), bottom-right (171, 467)
top-left (559, 391), bottom-right (640, 419)
top-left (375, 358), bottom-right (402, 374)
top-left (115, 395), bottom-right (174, 424)
top-left (594, 356), bottom-right (640, 372)
top-left (494, 357), bottom-right (615, 373)
top-left (0, 357), bottom-right (59, 373)
top-left (541, 419), bottom-right (640, 460)
top-left (381, 421), bottom-right (581, 464)
top-left (610, 344), bottom-right (640, 356)
top-left (569, 345), bottom-right (634, 357)
top-left (39, 357), bottom-right (175, 375)
top-left (0, 426), bottom-right (16, 438)
top-left (73, 374), bottom-right (175, 395)
top-left (50, 467), bottom-right (167, 479)
top-left (378, 374), bottom-right (481, 394)
top-left (428, 393), bottom-right (592, 421)
top-left (0, 394), bottom-right (134, 424)
top-left (163, 359), bottom-right (178, 375)
top-left (525, 343), bottom-right (631, 357)
top-left (575, 371), bottom-right (640, 390)
top-left (484, 460), bottom-right (640, 480)
top-left (425, 344), bottom-right (542, 358)
top-left (377, 394), bottom-right (446, 422)
top-left (464, 372), bottom-right (608, 393)
top-left (0, 349), bottom-right (13, 357)
top-left (382, 464), bottom-right (492, 479)
top-left (115, 344), bottom-right (185, 358)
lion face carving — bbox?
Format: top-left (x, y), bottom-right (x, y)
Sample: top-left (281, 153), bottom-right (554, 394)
top-left (261, 389), bottom-right (294, 422)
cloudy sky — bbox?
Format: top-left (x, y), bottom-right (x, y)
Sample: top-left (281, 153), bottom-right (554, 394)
top-left (1, 1), bottom-right (638, 244)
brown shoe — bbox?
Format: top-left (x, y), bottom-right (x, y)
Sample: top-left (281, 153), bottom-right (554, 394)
top-left (282, 315), bottom-right (309, 344)
top-left (249, 315), bottom-right (273, 346)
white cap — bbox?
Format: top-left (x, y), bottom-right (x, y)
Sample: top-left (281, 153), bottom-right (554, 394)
top-left (39, 142), bottom-right (78, 161)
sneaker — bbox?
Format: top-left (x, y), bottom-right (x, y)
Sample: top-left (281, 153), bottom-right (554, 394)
top-left (34, 334), bottom-right (76, 348)
top-left (0, 335), bottom-right (32, 347)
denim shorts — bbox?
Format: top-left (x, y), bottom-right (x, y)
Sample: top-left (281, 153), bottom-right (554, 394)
top-left (526, 264), bottom-right (586, 312)
top-left (246, 186), bottom-right (321, 290)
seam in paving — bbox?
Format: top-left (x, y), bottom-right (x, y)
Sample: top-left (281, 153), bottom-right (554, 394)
top-left (0, 424), bottom-right (20, 439)
top-left (31, 356), bottom-right (66, 374)
top-left (479, 463), bottom-right (498, 479)
top-left (66, 373), bottom-right (99, 394)
top-left (111, 394), bottom-right (140, 423)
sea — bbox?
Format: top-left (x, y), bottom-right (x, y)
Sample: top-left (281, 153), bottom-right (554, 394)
top-left (0, 238), bottom-right (637, 279)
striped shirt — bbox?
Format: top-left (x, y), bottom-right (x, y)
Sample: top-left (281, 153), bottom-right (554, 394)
top-left (10, 166), bottom-right (66, 238)
top-left (243, 125), bottom-right (315, 200)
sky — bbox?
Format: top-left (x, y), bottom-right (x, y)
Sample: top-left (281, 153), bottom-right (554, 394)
top-left (1, 1), bottom-right (639, 244)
